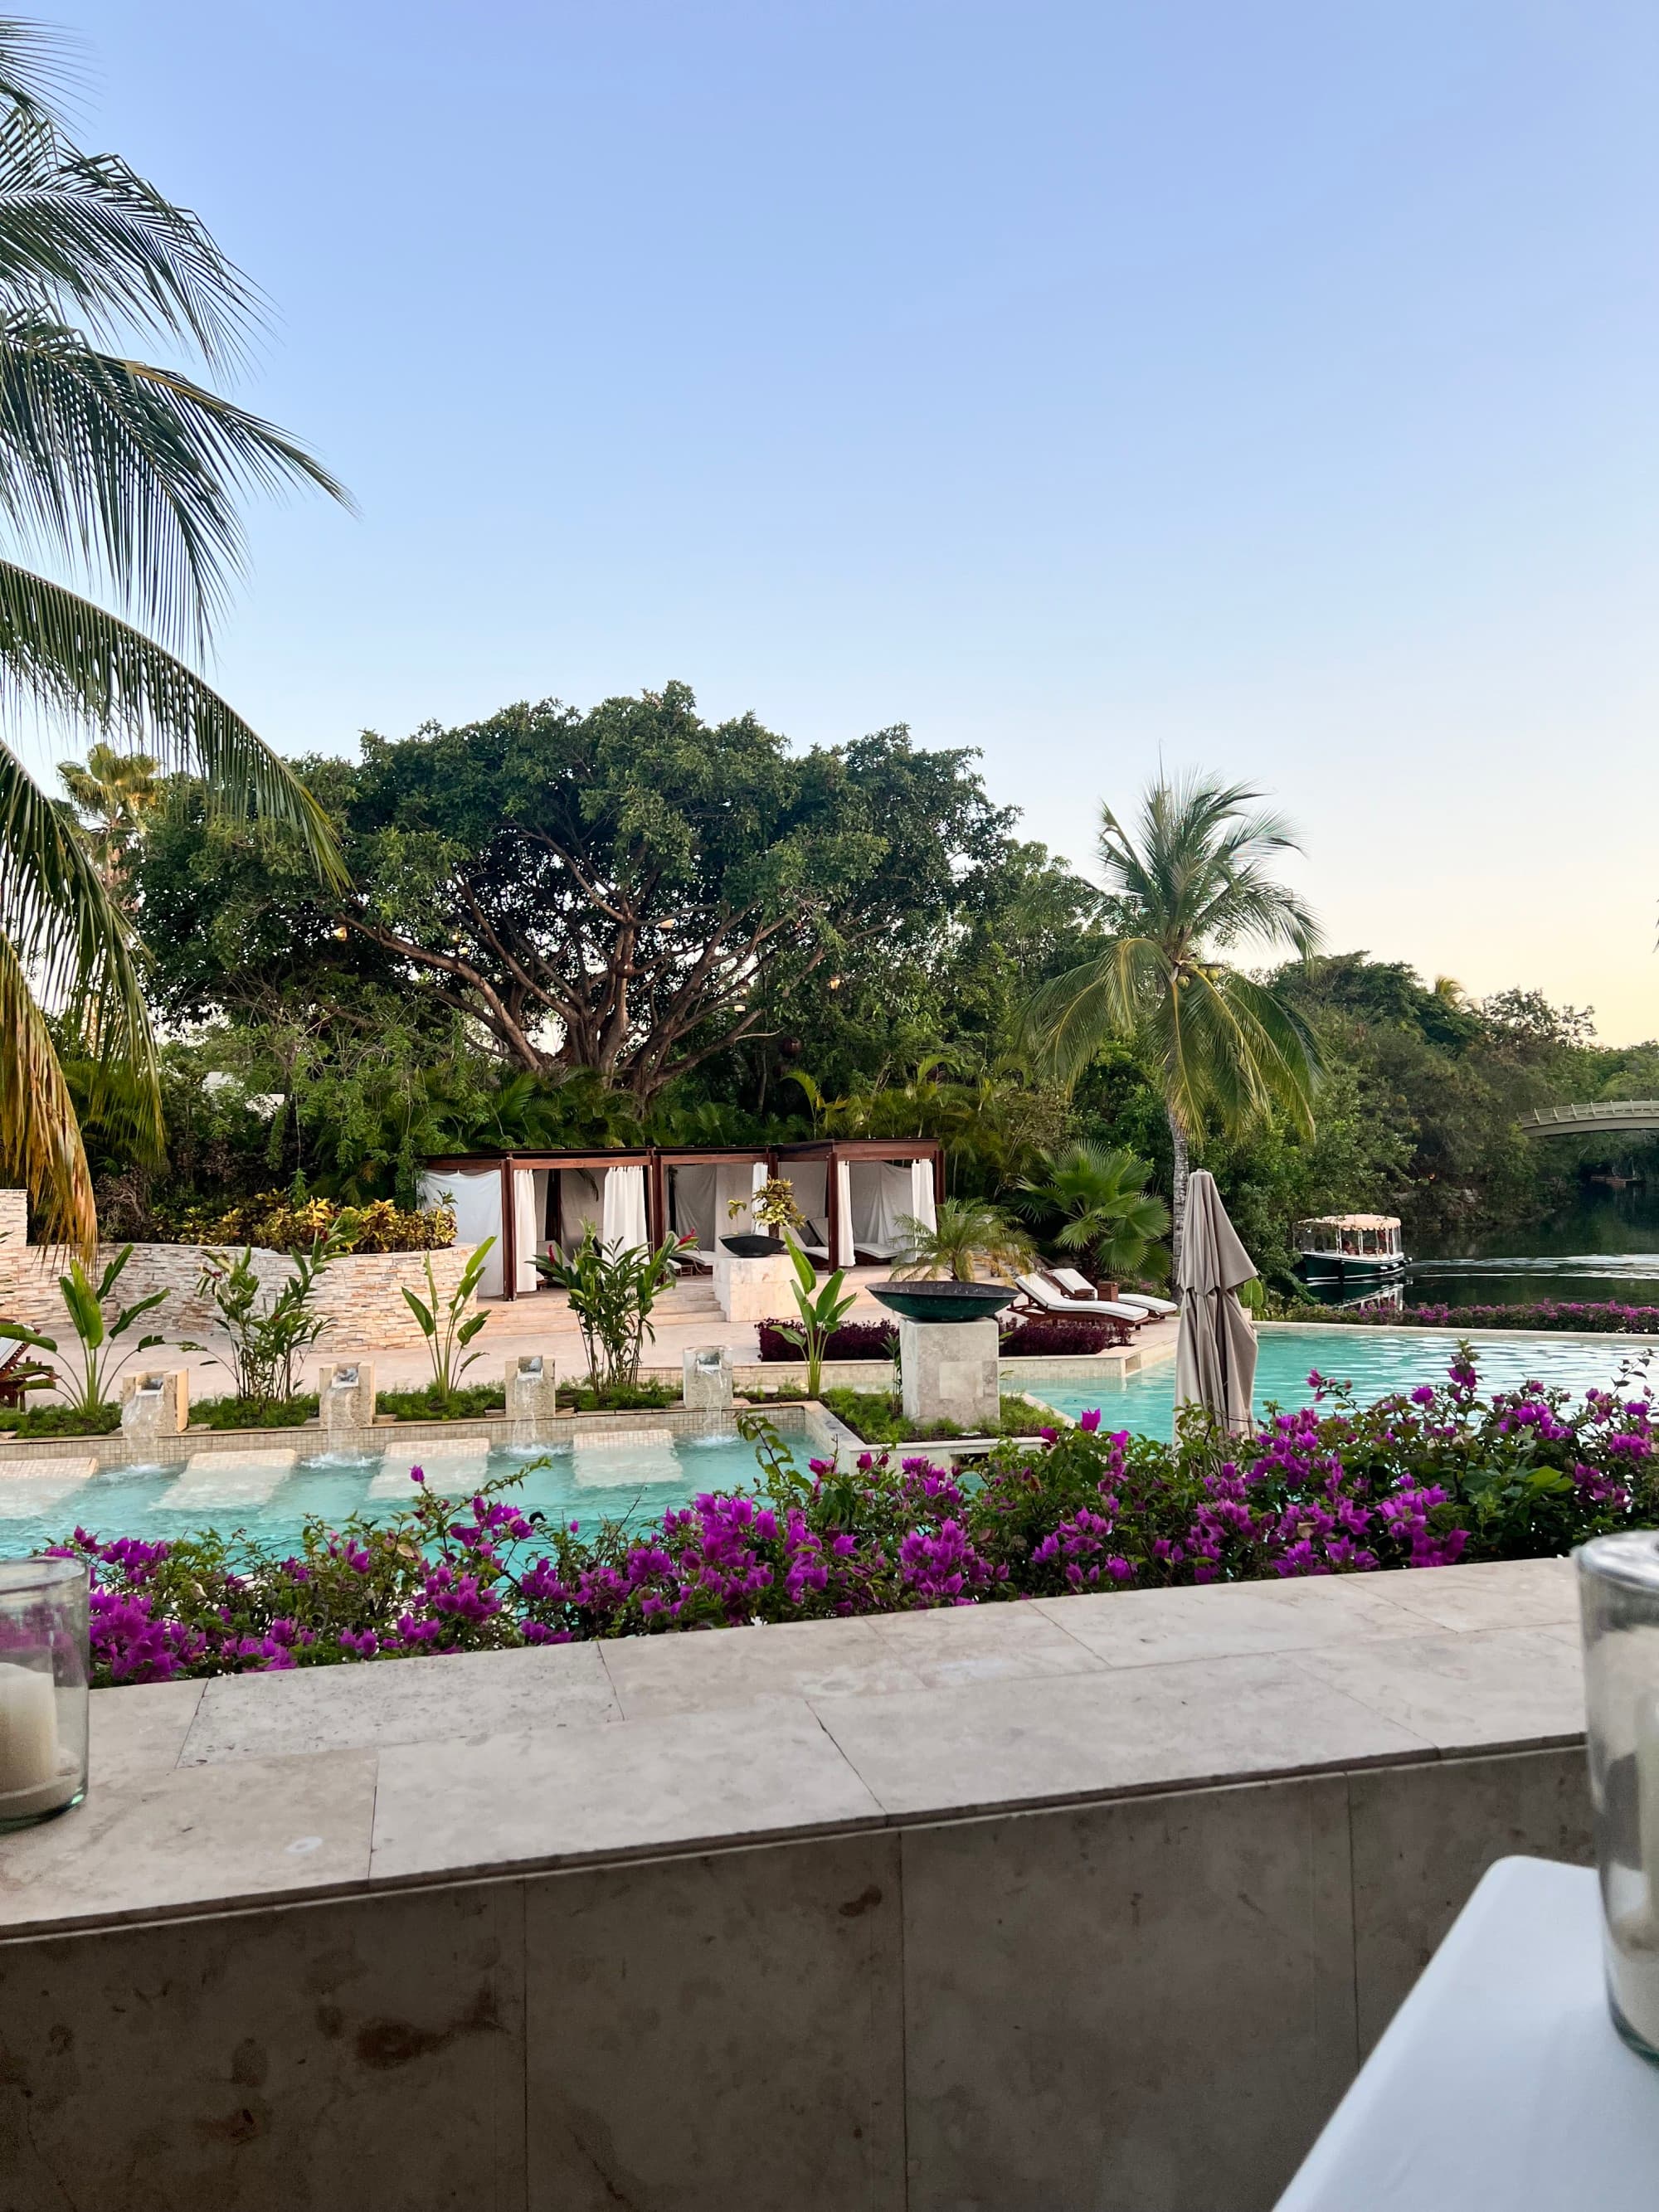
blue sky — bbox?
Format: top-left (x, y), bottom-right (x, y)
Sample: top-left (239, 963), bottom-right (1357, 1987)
top-left (45, 0), bottom-right (1659, 1038)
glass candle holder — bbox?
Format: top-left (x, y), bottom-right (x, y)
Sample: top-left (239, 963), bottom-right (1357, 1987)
top-left (0, 1557), bottom-right (88, 1830)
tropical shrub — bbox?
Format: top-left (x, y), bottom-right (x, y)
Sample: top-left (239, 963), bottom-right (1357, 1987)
top-left (196, 1224), bottom-right (353, 1407)
top-left (1291, 1300), bottom-right (1659, 1335)
top-left (893, 1197), bottom-right (1034, 1282)
top-left (0, 1247), bottom-right (167, 1419)
top-left (164, 1194), bottom-right (455, 1254)
top-left (51, 1346), bottom-right (1657, 1686)
top-left (997, 1315), bottom-right (1113, 1356)
top-left (757, 1318), bottom-right (898, 1362)
top-left (536, 1229), bottom-right (681, 1389)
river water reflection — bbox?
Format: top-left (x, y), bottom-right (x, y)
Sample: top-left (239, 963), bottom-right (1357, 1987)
top-left (1365, 1190), bottom-right (1659, 1310)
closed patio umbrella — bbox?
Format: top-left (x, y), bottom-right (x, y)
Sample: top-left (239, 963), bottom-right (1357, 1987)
top-left (1173, 1169), bottom-right (1258, 1437)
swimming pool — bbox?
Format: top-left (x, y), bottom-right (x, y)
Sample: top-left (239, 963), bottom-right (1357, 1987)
top-left (1029, 1324), bottom-right (1657, 1432)
top-left (0, 1429), bottom-right (771, 1561)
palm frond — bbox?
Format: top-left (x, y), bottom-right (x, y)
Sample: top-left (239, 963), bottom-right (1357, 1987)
top-left (0, 561), bottom-right (345, 886)
top-left (1023, 936), bottom-right (1166, 1087)
top-left (0, 916), bottom-right (95, 1251)
top-left (0, 314), bottom-right (349, 650)
top-left (0, 737), bottom-right (159, 1131)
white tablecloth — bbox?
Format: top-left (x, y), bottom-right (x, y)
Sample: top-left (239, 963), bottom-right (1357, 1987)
top-left (1276, 1856), bottom-right (1659, 2210)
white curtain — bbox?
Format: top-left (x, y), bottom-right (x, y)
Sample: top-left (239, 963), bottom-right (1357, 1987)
top-left (601, 1164), bottom-right (649, 1254)
top-left (786, 1160), bottom-right (828, 1247)
top-left (513, 1169), bottom-right (542, 1294)
top-left (418, 1167), bottom-right (505, 1299)
top-left (557, 1169), bottom-right (604, 1247)
top-left (850, 1161), bottom-right (914, 1255)
top-left (669, 1164), bottom-right (718, 1253)
top-left (909, 1158), bottom-right (937, 1235)
top-left (834, 1159), bottom-right (854, 1267)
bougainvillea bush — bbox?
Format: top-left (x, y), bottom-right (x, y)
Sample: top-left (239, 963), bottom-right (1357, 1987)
top-left (56, 1346), bottom-right (1657, 1687)
top-left (1291, 1299), bottom-right (1659, 1335)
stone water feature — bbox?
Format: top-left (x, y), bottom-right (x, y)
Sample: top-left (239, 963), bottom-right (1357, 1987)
top-left (868, 1279), bottom-right (1016, 1432)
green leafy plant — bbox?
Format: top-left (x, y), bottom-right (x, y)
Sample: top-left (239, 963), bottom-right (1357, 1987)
top-left (197, 1220), bottom-right (355, 1408)
top-left (0, 1245), bottom-right (168, 1418)
top-left (734, 1176), bottom-right (807, 1237)
top-left (891, 1198), bottom-right (1035, 1283)
top-left (401, 1237), bottom-right (496, 1412)
top-left (771, 1235), bottom-right (858, 1397)
top-left (1013, 1141), bottom-right (1171, 1284)
top-left (536, 1229), bottom-right (680, 1391)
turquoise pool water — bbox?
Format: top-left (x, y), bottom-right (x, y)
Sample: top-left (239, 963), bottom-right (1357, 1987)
top-left (0, 1430), bottom-right (770, 1561)
top-left (1029, 1324), bottom-right (1657, 1432)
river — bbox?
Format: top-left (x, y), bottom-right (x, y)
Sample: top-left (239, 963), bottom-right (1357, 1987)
top-left (1325, 1189), bottom-right (1659, 1309)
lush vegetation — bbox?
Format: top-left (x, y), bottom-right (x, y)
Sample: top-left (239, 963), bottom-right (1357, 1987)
top-left (1281, 1300), bottom-right (1659, 1334)
top-left (820, 1388), bottom-right (1047, 1444)
top-left (0, 24), bottom-right (346, 1252)
top-left (67, 709), bottom-right (1647, 1298)
top-left (55, 1345), bottom-right (1655, 1685)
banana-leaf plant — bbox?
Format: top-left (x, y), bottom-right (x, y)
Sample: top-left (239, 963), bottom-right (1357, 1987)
top-left (402, 1237), bottom-right (497, 1412)
top-left (773, 1236), bottom-right (858, 1398)
top-left (0, 1244), bottom-right (167, 1417)
top-left (535, 1230), bottom-right (680, 1393)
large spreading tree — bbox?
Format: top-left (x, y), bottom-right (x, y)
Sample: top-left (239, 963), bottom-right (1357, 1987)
top-left (138, 683), bottom-right (1014, 1106)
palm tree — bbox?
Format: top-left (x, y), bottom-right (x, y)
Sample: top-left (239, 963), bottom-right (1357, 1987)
top-left (1013, 1141), bottom-right (1171, 1284)
top-left (892, 1197), bottom-right (1035, 1283)
top-left (58, 741), bottom-right (158, 897)
top-left (1023, 775), bottom-right (1321, 1262)
top-left (0, 24), bottom-right (349, 1249)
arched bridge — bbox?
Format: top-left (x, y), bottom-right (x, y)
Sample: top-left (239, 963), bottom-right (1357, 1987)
top-left (1518, 1101), bottom-right (1659, 1138)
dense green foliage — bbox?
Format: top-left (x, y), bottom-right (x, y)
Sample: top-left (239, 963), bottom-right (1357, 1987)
top-left (46, 682), bottom-right (1648, 1276)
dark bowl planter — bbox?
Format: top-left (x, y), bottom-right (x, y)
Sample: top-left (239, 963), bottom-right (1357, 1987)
top-left (868, 1279), bottom-right (1017, 1325)
top-left (722, 1233), bottom-right (786, 1258)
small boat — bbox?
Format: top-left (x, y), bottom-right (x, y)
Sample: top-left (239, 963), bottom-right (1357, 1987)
top-left (1295, 1213), bottom-right (1408, 1281)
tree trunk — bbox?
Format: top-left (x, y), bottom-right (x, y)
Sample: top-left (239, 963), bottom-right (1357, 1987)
top-left (1168, 1110), bottom-right (1189, 1278)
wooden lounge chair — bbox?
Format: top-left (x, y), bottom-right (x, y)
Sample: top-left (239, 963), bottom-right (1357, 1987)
top-left (1012, 1275), bottom-right (1139, 1344)
top-left (1115, 1291), bottom-right (1178, 1317)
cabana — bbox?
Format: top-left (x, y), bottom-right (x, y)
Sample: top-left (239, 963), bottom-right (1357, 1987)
top-left (650, 1148), bottom-right (771, 1271)
top-left (772, 1139), bottom-right (942, 1271)
top-left (418, 1151), bottom-right (655, 1300)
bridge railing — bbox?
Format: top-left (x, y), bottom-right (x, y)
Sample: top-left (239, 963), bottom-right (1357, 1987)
top-left (1518, 1101), bottom-right (1659, 1133)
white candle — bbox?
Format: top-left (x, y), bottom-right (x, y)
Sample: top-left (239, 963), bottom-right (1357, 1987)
top-left (0, 1659), bottom-right (70, 1820)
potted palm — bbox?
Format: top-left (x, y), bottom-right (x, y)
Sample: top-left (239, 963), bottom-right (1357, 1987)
top-left (871, 1199), bottom-right (1034, 1325)
top-left (722, 1177), bottom-right (805, 1258)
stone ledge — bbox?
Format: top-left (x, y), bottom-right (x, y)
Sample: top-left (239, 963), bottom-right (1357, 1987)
top-left (0, 1558), bottom-right (1584, 1942)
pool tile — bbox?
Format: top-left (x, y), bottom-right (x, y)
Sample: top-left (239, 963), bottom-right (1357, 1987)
top-left (158, 1448), bottom-right (297, 1510)
top-left (0, 1455), bottom-right (95, 1516)
top-left (367, 1438), bottom-right (489, 1500)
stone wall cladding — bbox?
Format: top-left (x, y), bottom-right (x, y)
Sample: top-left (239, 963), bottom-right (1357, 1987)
top-left (0, 1238), bottom-right (478, 1351)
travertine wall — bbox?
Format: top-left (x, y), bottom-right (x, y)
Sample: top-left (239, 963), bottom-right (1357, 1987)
top-left (0, 1218), bottom-right (478, 1351)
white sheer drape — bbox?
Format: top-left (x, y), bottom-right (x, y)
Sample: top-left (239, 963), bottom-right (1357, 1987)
top-left (909, 1158), bottom-right (937, 1234)
top-left (418, 1167), bottom-right (505, 1299)
top-left (513, 1168), bottom-right (542, 1293)
top-left (557, 1169), bottom-right (604, 1247)
top-left (835, 1159), bottom-right (854, 1266)
top-left (849, 1161), bottom-right (914, 1256)
top-left (601, 1165), bottom-right (649, 1254)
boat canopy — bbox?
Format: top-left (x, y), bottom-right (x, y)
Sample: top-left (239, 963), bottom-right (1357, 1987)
top-left (1297, 1213), bottom-right (1404, 1257)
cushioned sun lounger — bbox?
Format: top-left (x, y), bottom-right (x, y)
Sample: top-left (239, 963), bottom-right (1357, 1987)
top-left (1115, 1291), bottom-right (1178, 1316)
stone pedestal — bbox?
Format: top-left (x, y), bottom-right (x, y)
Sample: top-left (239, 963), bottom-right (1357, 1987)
top-left (319, 1361), bottom-right (376, 1434)
top-left (120, 1366), bottom-right (188, 1441)
top-left (898, 1317), bottom-right (1000, 1432)
top-left (504, 1353), bottom-right (559, 1425)
top-left (717, 1252), bottom-right (796, 1323)
top-left (683, 1346), bottom-right (734, 1409)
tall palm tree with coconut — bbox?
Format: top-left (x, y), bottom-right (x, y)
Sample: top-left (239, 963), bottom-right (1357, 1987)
top-left (0, 21), bottom-right (349, 1251)
top-left (1023, 774), bottom-right (1321, 1264)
